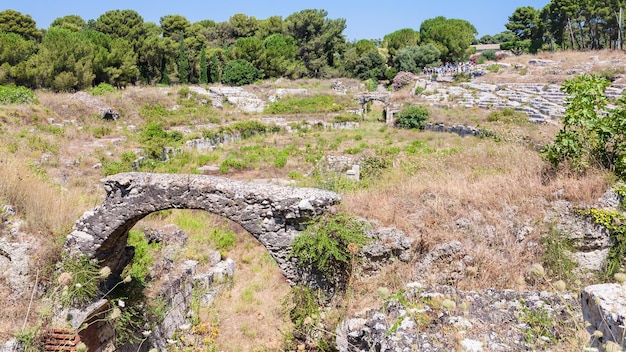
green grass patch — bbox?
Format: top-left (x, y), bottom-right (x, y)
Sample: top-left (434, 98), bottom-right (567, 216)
top-left (265, 94), bottom-right (346, 114)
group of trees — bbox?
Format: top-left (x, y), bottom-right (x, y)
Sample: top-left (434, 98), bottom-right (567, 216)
top-left (0, 8), bottom-right (478, 90)
top-left (481, 0), bottom-right (626, 53)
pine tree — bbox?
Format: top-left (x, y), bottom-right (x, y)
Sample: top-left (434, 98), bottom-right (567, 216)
top-left (199, 46), bottom-right (208, 84)
top-left (177, 35), bottom-right (189, 84)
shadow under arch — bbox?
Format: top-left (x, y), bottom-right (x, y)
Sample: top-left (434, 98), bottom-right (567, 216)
top-left (64, 172), bottom-right (340, 285)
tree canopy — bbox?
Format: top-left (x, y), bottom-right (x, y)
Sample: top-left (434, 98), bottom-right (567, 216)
top-left (3, 2), bottom-right (625, 90)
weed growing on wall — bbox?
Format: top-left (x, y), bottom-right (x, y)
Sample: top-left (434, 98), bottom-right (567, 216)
top-left (56, 254), bottom-right (101, 307)
top-left (540, 226), bottom-right (578, 284)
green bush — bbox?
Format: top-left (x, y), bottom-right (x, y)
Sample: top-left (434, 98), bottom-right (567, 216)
top-left (481, 49), bottom-right (497, 61)
top-left (139, 122), bottom-right (183, 160)
top-left (290, 213), bottom-right (370, 285)
top-left (0, 85), bottom-right (37, 104)
top-left (541, 74), bottom-right (626, 178)
top-left (487, 64), bottom-right (501, 73)
top-left (91, 82), bottom-right (116, 96)
top-left (222, 59), bottom-right (262, 86)
top-left (394, 105), bottom-right (429, 129)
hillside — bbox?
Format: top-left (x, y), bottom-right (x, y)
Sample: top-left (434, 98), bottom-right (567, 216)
top-left (0, 50), bottom-right (625, 351)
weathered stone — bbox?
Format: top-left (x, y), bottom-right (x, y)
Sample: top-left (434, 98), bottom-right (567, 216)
top-left (361, 225), bottom-right (414, 272)
top-left (337, 284), bottom-right (580, 352)
top-left (414, 241), bottom-right (472, 285)
top-left (99, 108), bottom-right (120, 121)
top-left (64, 172), bottom-right (340, 287)
top-left (582, 283), bottom-right (626, 350)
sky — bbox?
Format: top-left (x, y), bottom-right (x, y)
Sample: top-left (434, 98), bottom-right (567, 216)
top-left (1, 0), bottom-right (551, 41)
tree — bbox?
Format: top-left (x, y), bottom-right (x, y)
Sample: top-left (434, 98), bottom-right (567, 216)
top-left (199, 47), bottom-right (208, 84)
top-left (160, 14), bottom-right (191, 40)
top-left (231, 37), bottom-right (264, 68)
top-left (221, 59), bottom-right (261, 86)
top-left (94, 10), bottom-right (145, 53)
top-left (209, 50), bottom-right (223, 83)
top-left (382, 28), bottom-right (420, 64)
top-left (260, 33), bottom-right (298, 78)
top-left (177, 36), bottom-right (189, 84)
top-left (50, 15), bottom-right (86, 32)
top-left (229, 13), bottom-right (259, 38)
top-left (285, 9), bottom-right (347, 77)
top-left (256, 16), bottom-right (285, 38)
top-left (33, 28), bottom-right (95, 91)
top-left (0, 32), bottom-right (36, 86)
top-left (104, 38), bottom-right (139, 88)
top-left (420, 16), bottom-right (477, 62)
top-left (542, 74), bottom-right (626, 178)
top-left (393, 44), bottom-right (441, 73)
top-left (136, 31), bottom-right (177, 85)
top-left (0, 10), bottom-right (41, 40)
top-left (350, 49), bottom-right (386, 81)
top-left (505, 6), bottom-right (544, 53)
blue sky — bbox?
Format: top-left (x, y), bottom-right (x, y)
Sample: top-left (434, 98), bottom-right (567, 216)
top-left (2, 1), bottom-right (550, 40)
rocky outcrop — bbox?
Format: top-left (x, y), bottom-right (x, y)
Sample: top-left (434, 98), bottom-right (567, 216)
top-left (64, 172), bottom-right (340, 286)
top-left (337, 283), bottom-right (580, 352)
top-left (361, 225), bottom-right (414, 273)
top-left (582, 283), bottom-right (626, 350)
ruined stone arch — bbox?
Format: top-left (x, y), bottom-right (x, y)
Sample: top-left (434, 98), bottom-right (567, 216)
top-left (357, 92), bottom-right (397, 124)
top-left (64, 172), bottom-right (340, 284)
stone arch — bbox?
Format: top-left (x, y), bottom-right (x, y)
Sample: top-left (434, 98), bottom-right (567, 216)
top-left (357, 92), bottom-right (396, 124)
top-left (64, 172), bottom-right (340, 284)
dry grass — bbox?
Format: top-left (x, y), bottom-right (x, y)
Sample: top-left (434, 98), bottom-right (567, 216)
top-left (343, 131), bottom-right (609, 296)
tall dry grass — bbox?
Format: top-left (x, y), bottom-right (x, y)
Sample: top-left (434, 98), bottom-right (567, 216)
top-left (343, 131), bottom-right (609, 295)
top-left (0, 157), bottom-right (80, 236)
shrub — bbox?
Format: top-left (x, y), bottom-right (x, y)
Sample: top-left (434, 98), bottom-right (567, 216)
top-left (0, 85), bottom-right (37, 104)
top-left (290, 213), bottom-right (371, 285)
top-left (391, 71), bottom-right (417, 91)
top-left (221, 59), bottom-right (261, 86)
top-left (487, 64), bottom-right (501, 73)
top-left (90, 82), bottom-right (116, 96)
top-left (395, 105), bottom-right (429, 129)
top-left (453, 72), bottom-right (471, 83)
top-left (541, 74), bottom-right (626, 178)
top-left (481, 49), bottom-right (497, 61)
top-left (360, 156), bottom-right (391, 180)
top-left (333, 113), bottom-right (360, 123)
top-left (230, 120), bottom-right (277, 138)
top-left (140, 122), bottom-right (183, 160)
top-left (487, 108), bottom-right (528, 124)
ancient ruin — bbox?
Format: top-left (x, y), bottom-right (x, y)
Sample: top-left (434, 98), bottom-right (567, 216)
top-left (64, 172), bottom-right (341, 284)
